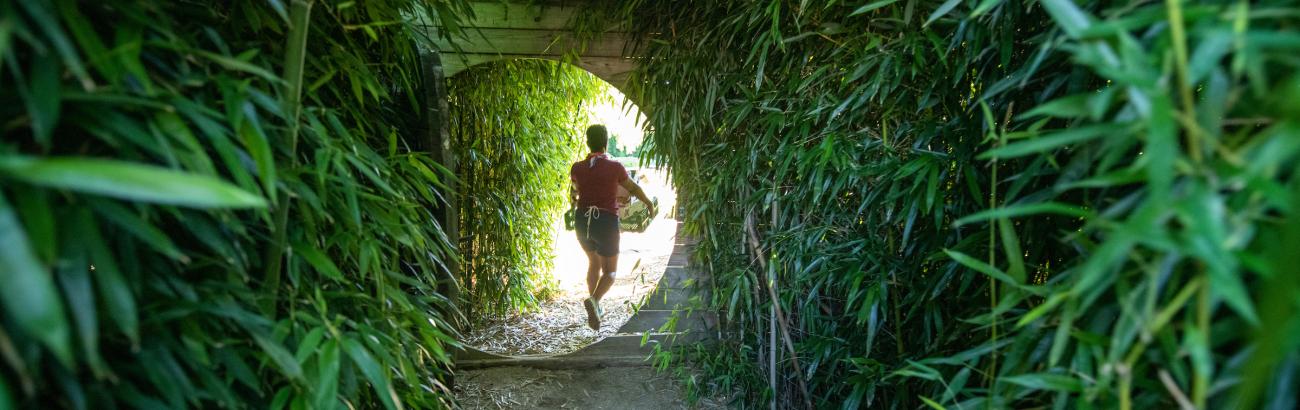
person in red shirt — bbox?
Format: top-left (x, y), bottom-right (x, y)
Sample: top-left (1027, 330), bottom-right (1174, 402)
top-left (570, 125), bottom-right (654, 330)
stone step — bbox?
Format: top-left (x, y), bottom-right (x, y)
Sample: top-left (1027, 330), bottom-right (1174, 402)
top-left (658, 266), bottom-right (696, 289)
top-left (456, 354), bottom-right (649, 370)
top-left (616, 309), bottom-right (709, 334)
top-left (579, 331), bottom-right (701, 356)
top-left (638, 285), bottom-right (694, 310)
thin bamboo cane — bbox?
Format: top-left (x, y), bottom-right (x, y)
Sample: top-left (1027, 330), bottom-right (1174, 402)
top-left (745, 208), bottom-right (812, 409)
top-left (263, 0), bottom-right (314, 316)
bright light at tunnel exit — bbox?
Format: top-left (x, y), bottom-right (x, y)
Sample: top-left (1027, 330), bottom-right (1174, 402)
top-left (586, 87), bottom-right (646, 153)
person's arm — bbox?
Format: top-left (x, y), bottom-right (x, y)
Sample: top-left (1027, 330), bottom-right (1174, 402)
top-left (619, 178), bottom-right (654, 216)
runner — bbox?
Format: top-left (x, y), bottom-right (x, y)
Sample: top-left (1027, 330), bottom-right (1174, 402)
top-left (569, 125), bottom-right (655, 330)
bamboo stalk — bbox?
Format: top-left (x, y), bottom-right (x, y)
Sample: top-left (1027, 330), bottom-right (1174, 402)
top-left (770, 300), bottom-right (777, 410)
top-left (745, 206), bottom-right (813, 409)
top-left (745, 210), bottom-right (778, 409)
top-left (263, 0), bottom-right (314, 315)
top-left (1159, 369), bottom-right (1196, 410)
top-left (1165, 0), bottom-right (1202, 163)
top-left (1193, 276), bottom-right (1210, 409)
top-left (986, 111), bottom-right (1003, 399)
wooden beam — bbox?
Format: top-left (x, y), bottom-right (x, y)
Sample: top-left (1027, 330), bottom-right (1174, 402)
top-left (413, 1), bottom-right (623, 31)
top-left (433, 28), bottom-right (632, 58)
top-left (418, 1), bottom-right (640, 89)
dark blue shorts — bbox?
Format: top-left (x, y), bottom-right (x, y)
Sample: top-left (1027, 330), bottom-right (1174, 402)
top-left (574, 208), bottom-right (620, 256)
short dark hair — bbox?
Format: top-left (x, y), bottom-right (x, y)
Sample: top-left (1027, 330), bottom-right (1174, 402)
top-left (586, 125), bottom-right (609, 152)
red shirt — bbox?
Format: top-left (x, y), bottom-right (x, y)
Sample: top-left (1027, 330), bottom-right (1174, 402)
top-left (571, 153), bottom-right (629, 213)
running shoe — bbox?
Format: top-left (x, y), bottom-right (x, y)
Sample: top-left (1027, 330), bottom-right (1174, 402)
top-left (584, 297), bottom-right (601, 330)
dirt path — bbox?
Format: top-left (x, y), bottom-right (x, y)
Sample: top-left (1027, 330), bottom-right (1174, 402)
top-left (453, 170), bottom-right (730, 408)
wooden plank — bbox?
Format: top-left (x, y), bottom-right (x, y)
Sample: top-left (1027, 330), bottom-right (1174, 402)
top-left (434, 28), bottom-right (632, 58)
top-left (413, 1), bottom-right (622, 31)
top-left (463, 1), bottom-right (576, 30)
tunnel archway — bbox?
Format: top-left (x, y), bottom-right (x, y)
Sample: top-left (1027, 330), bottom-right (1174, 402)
top-left (413, 1), bottom-right (649, 306)
top-left (411, 0), bottom-right (711, 369)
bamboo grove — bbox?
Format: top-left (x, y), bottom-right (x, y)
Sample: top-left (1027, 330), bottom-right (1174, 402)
top-left (609, 0), bottom-right (1300, 408)
top-left (3, 0), bottom-right (1299, 409)
top-left (1, 0), bottom-right (477, 408)
top-left (446, 60), bottom-right (608, 318)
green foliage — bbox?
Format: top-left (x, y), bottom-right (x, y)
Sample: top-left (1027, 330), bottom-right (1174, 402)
top-left (0, 0), bottom-right (474, 408)
top-left (447, 59), bottom-right (609, 317)
top-left (607, 134), bottom-right (639, 157)
top-left (618, 0), bottom-right (1300, 408)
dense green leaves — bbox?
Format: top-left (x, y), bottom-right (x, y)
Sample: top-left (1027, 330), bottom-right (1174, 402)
top-left (1, 0), bottom-right (471, 408)
top-left (617, 0), bottom-right (1300, 408)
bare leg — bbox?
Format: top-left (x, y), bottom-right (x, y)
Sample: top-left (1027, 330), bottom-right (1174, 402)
top-left (592, 253), bottom-right (619, 301)
top-left (583, 250), bottom-right (604, 330)
top-left (585, 250), bottom-right (602, 296)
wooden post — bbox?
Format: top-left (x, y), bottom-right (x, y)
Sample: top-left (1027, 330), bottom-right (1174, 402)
top-left (420, 49), bottom-right (460, 318)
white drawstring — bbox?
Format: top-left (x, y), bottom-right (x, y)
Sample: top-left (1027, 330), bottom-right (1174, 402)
top-left (582, 206), bottom-right (601, 239)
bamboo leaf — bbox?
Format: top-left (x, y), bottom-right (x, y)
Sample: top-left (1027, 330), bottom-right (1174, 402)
top-left (923, 0), bottom-right (962, 27)
top-left (12, 187), bottom-right (56, 263)
top-left (239, 105), bottom-right (277, 200)
top-left (971, 0), bottom-right (1005, 17)
top-left (248, 328), bottom-right (303, 382)
top-left (997, 218), bottom-right (1026, 282)
top-left (55, 213), bottom-right (108, 377)
top-left (944, 249), bottom-right (1040, 295)
top-left (1002, 373), bottom-right (1084, 392)
top-left (26, 51), bottom-right (60, 146)
top-left (313, 340), bottom-right (341, 410)
top-left (0, 192), bottom-right (73, 368)
top-left (1019, 93), bottom-right (1091, 119)
top-left (978, 124), bottom-right (1120, 159)
top-left (191, 49), bottom-right (282, 84)
top-left (954, 202), bottom-right (1091, 226)
top-left (1039, 0), bottom-right (1093, 38)
top-left (1017, 293), bottom-right (1067, 328)
top-left (82, 213), bottom-right (139, 345)
top-left (919, 396), bottom-right (947, 410)
top-left (0, 375), bottom-right (12, 410)
top-left (0, 156), bottom-right (267, 209)
top-left (16, 0), bottom-right (92, 89)
top-left (294, 242), bottom-right (344, 282)
top-left (343, 337), bottom-right (403, 410)
top-left (850, 0), bottom-right (900, 16)
top-left (88, 199), bottom-right (185, 261)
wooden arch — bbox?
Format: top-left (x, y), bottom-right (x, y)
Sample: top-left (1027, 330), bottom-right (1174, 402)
top-left (412, 1), bottom-right (643, 315)
top-left (423, 1), bottom-right (638, 90)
